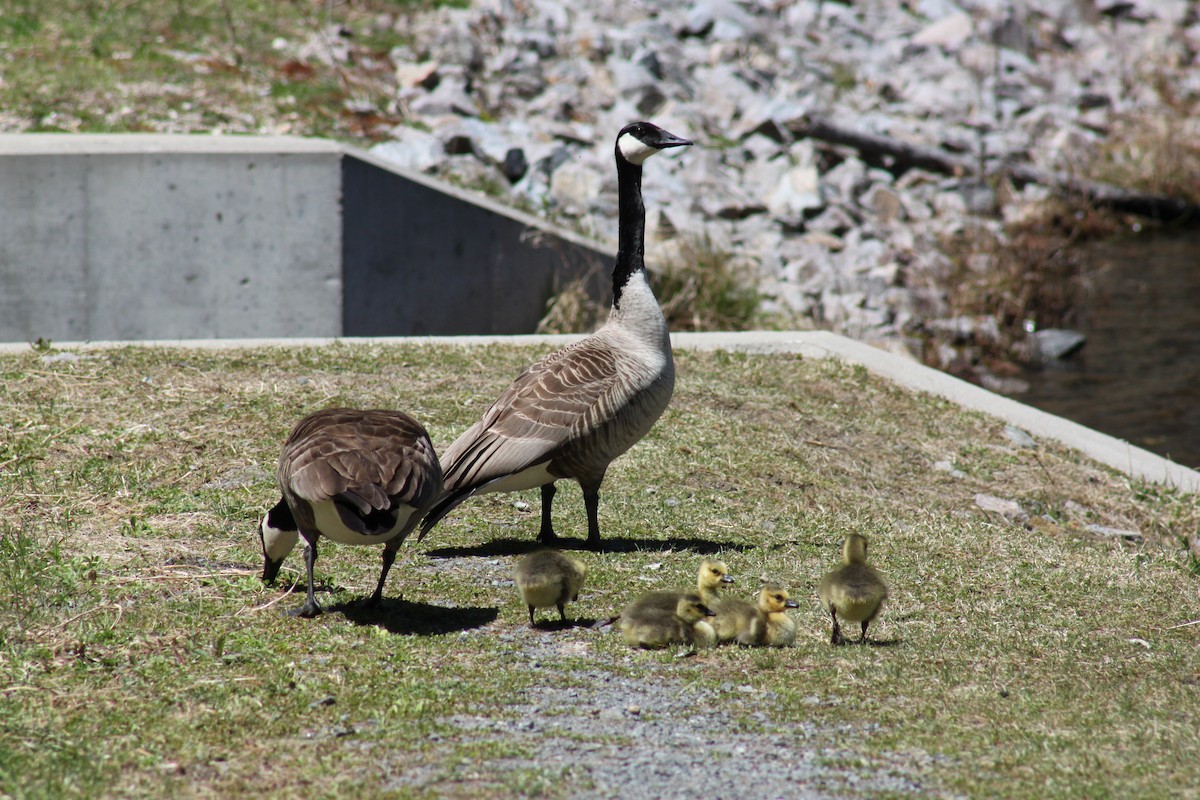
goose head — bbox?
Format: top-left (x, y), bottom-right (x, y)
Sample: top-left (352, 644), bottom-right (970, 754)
top-left (697, 559), bottom-right (735, 593)
top-left (842, 534), bottom-right (869, 566)
top-left (675, 593), bottom-right (717, 624)
top-left (758, 583), bottom-right (801, 614)
top-left (259, 499), bottom-right (299, 584)
top-left (615, 121), bottom-right (693, 166)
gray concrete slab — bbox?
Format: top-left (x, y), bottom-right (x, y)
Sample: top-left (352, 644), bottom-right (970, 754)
top-left (0, 134), bottom-right (610, 342)
top-left (1, 330), bottom-right (1194, 494)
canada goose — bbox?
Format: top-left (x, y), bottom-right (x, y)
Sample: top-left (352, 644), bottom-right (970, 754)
top-left (259, 408), bottom-right (443, 618)
top-left (417, 121), bottom-right (693, 548)
top-left (712, 583), bottom-right (800, 646)
top-left (817, 534), bottom-right (889, 645)
top-left (514, 549), bottom-right (588, 626)
top-left (619, 592), bottom-right (716, 650)
top-left (621, 558), bottom-right (734, 620)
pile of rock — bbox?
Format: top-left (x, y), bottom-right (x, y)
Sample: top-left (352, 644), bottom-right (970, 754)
top-left (357, 0), bottom-right (1197, 383)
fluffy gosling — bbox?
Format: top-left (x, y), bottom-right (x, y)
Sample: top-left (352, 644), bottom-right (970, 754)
top-left (621, 558), bottom-right (734, 621)
top-left (817, 534), bottom-right (888, 645)
top-left (620, 593), bottom-right (716, 650)
top-left (712, 583), bottom-right (800, 646)
top-left (514, 549), bottom-right (587, 627)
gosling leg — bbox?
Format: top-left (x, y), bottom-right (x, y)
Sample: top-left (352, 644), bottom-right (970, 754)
top-left (829, 607), bottom-right (844, 646)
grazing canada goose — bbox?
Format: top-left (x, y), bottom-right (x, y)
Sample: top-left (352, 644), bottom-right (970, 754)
top-left (619, 593), bottom-right (716, 650)
top-left (817, 534), bottom-right (889, 645)
top-left (621, 558), bottom-right (734, 620)
top-left (712, 583), bottom-right (800, 646)
top-left (259, 408), bottom-right (443, 618)
top-left (417, 121), bottom-right (693, 548)
top-left (514, 549), bottom-right (588, 626)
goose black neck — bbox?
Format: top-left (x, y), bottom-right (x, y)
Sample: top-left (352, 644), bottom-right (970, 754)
top-left (612, 156), bottom-right (645, 310)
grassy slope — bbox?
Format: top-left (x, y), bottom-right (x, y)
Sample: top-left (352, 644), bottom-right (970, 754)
top-left (0, 342), bottom-right (1197, 798)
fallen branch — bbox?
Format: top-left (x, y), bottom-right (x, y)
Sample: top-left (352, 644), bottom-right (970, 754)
top-left (785, 113), bottom-right (1200, 224)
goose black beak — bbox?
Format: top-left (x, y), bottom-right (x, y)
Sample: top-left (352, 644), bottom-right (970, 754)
top-left (656, 132), bottom-right (693, 149)
top-left (785, 599), bottom-right (801, 609)
top-left (721, 575), bottom-right (735, 585)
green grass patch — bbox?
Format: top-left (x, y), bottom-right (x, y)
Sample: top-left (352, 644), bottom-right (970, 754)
top-left (0, 342), bottom-right (1197, 797)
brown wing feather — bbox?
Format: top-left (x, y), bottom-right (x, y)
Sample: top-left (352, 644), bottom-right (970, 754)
top-left (441, 339), bottom-right (623, 489)
top-left (279, 408), bottom-right (442, 512)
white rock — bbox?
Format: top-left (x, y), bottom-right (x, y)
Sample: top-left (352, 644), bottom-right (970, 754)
top-left (371, 127), bottom-right (445, 172)
top-left (974, 493), bottom-right (1028, 522)
top-left (911, 12), bottom-right (975, 49)
top-left (549, 161), bottom-right (605, 213)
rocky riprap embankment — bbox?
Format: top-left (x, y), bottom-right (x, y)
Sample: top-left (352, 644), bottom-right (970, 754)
top-left (352, 0), bottom-right (1197, 391)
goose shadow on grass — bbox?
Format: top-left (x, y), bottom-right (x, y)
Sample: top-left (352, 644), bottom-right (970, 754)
top-left (422, 535), bottom-right (753, 559)
top-left (331, 597), bottom-right (499, 636)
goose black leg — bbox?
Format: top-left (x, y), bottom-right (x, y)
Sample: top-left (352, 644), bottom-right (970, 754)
top-left (297, 534), bottom-right (323, 618)
top-left (363, 544), bottom-right (398, 608)
top-left (527, 605), bottom-right (537, 626)
top-left (859, 620), bottom-right (870, 644)
top-left (538, 483), bottom-right (559, 544)
top-left (581, 480), bottom-right (602, 549)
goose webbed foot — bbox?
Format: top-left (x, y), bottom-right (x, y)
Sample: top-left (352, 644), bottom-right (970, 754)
top-left (294, 600), bottom-right (323, 618)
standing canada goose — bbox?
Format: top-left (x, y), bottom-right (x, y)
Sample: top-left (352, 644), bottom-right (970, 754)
top-left (259, 408), bottom-right (443, 618)
top-left (514, 549), bottom-right (588, 626)
top-left (417, 121), bottom-right (693, 549)
top-left (712, 583), bottom-right (800, 646)
top-left (817, 534), bottom-right (889, 645)
top-left (620, 558), bottom-right (734, 619)
top-left (619, 592), bottom-right (717, 650)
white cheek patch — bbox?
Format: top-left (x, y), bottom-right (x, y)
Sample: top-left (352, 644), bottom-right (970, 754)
top-left (617, 132), bottom-right (657, 165)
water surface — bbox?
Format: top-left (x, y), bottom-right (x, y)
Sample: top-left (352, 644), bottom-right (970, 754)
top-left (1018, 231), bottom-right (1200, 470)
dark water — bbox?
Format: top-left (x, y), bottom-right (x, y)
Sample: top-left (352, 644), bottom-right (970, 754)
top-left (1018, 231), bottom-right (1200, 470)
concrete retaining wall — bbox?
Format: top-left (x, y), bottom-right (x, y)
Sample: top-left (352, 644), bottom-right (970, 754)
top-left (0, 134), bottom-right (608, 343)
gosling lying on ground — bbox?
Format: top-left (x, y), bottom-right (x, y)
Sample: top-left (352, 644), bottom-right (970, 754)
top-left (514, 549), bottom-right (587, 627)
top-left (817, 534), bottom-right (888, 645)
top-left (620, 593), bottom-right (716, 650)
top-left (621, 558), bottom-right (734, 621)
top-left (712, 583), bottom-right (800, 646)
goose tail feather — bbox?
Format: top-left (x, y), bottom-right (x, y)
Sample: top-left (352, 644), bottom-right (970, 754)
top-left (416, 487), bottom-right (478, 542)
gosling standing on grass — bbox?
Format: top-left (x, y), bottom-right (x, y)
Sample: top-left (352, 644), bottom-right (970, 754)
top-left (620, 593), bottom-right (716, 650)
top-left (713, 583), bottom-right (800, 647)
top-left (514, 550), bottom-right (587, 627)
top-left (817, 534), bottom-right (888, 645)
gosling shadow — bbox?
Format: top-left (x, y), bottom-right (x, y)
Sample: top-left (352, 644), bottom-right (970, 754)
top-left (332, 597), bottom-right (499, 636)
top-left (526, 617), bottom-right (603, 631)
top-left (424, 535), bottom-right (752, 559)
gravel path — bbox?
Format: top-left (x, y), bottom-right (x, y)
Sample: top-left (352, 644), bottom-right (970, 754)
top-left (391, 622), bottom-right (946, 799)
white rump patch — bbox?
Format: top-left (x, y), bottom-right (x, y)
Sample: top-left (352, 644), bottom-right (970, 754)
top-left (617, 132), bottom-right (658, 165)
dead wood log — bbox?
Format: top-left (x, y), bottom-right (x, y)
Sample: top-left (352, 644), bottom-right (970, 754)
top-left (784, 113), bottom-right (1200, 224)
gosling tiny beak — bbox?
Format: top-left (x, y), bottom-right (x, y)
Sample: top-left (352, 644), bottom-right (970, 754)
top-left (785, 599), bottom-right (800, 609)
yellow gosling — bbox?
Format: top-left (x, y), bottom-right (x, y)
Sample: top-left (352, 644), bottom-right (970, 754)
top-left (514, 549), bottom-right (588, 627)
top-left (620, 593), bottom-right (716, 650)
top-left (622, 558), bottom-right (734, 620)
top-left (712, 583), bottom-right (800, 646)
top-left (817, 534), bottom-right (888, 645)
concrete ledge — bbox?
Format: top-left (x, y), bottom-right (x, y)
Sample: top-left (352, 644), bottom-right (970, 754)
top-left (2, 330), bottom-right (1194, 494)
top-left (0, 133), bottom-right (608, 341)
